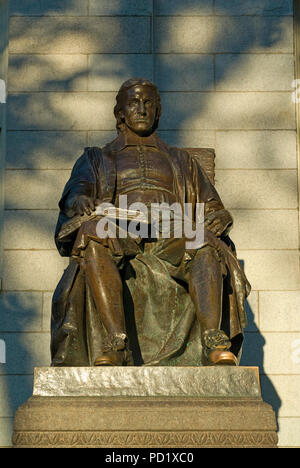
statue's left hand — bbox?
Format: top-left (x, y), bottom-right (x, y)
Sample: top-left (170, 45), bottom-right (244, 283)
top-left (205, 210), bottom-right (233, 237)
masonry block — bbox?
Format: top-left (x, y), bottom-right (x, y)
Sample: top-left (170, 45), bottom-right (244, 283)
top-left (8, 55), bottom-right (88, 92)
top-left (5, 169), bottom-right (69, 209)
top-left (90, 0), bottom-right (152, 16)
top-left (237, 250), bottom-right (300, 291)
top-left (10, 0), bottom-right (89, 16)
top-left (229, 209), bottom-right (299, 249)
top-left (215, 54), bottom-right (294, 91)
top-left (215, 169), bottom-right (298, 209)
top-left (6, 131), bottom-right (87, 169)
top-left (214, 0), bottom-right (293, 16)
top-left (155, 16), bottom-right (293, 53)
top-left (2, 250), bottom-right (68, 291)
top-left (0, 292), bottom-right (42, 332)
top-left (88, 54), bottom-right (153, 91)
top-left (9, 17), bottom-right (151, 54)
top-left (215, 131), bottom-right (297, 169)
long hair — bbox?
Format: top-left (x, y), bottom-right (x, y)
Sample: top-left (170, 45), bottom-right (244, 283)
top-left (114, 78), bottom-right (162, 133)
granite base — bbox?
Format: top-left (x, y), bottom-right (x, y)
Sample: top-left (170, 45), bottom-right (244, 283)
top-left (12, 366), bottom-right (278, 448)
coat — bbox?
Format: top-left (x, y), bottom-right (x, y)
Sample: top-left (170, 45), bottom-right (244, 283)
top-left (51, 136), bottom-right (251, 366)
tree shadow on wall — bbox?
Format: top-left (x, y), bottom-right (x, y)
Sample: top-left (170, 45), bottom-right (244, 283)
top-left (239, 260), bottom-right (281, 429)
top-left (3, 0), bottom-right (292, 444)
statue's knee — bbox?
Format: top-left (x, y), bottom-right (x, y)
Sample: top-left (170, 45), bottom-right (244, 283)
top-left (195, 245), bottom-right (219, 264)
top-left (83, 242), bottom-right (111, 269)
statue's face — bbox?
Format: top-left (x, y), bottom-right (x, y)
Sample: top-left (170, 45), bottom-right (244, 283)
top-left (120, 85), bottom-right (157, 136)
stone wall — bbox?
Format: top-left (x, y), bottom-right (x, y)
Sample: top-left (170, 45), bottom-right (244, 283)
top-left (0, 0), bottom-right (299, 447)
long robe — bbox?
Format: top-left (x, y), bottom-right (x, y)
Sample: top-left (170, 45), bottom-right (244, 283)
top-left (51, 140), bottom-right (251, 366)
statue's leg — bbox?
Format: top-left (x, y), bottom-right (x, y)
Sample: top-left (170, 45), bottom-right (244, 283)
top-left (188, 245), bottom-right (237, 366)
top-left (83, 241), bottom-right (128, 366)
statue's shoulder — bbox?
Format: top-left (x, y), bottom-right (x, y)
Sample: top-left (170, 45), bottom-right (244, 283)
top-left (81, 142), bottom-right (114, 164)
top-left (168, 145), bottom-right (192, 168)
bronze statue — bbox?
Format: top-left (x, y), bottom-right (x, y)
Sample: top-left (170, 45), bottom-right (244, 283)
top-left (51, 78), bottom-right (250, 368)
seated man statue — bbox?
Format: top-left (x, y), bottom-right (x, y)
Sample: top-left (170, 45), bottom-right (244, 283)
top-left (51, 78), bottom-right (250, 368)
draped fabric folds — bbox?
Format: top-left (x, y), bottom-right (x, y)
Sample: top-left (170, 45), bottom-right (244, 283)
top-left (51, 140), bottom-right (250, 366)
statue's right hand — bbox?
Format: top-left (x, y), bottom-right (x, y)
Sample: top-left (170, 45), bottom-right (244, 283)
top-left (72, 195), bottom-right (98, 216)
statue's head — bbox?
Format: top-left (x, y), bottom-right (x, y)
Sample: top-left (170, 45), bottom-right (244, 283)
top-left (114, 78), bottom-right (162, 136)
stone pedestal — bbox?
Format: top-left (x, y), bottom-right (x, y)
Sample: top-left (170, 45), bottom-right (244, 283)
top-left (12, 366), bottom-right (278, 448)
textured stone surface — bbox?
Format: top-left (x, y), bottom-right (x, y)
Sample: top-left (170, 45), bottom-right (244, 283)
top-left (32, 366), bottom-right (261, 398)
top-left (6, 131), bottom-right (86, 169)
top-left (155, 17), bottom-right (293, 53)
top-left (215, 0), bottom-right (293, 16)
top-left (215, 170), bottom-right (298, 209)
top-left (2, 250), bottom-right (68, 291)
top-left (5, 169), bottom-right (69, 209)
top-left (229, 209), bottom-right (299, 250)
top-left (90, 0), bottom-right (153, 16)
top-left (7, 92), bottom-right (116, 130)
top-left (9, 17), bottom-right (151, 54)
top-left (215, 54), bottom-right (294, 91)
top-left (10, 0), bottom-right (89, 16)
top-left (159, 92), bottom-right (295, 130)
top-left (259, 291), bottom-right (300, 331)
top-left (155, 0), bottom-right (213, 16)
top-left (4, 210), bottom-right (58, 249)
top-left (8, 55), bottom-right (88, 92)
top-left (0, 333), bottom-right (50, 375)
top-left (155, 54), bottom-right (214, 91)
top-left (0, 291), bottom-right (42, 331)
top-left (237, 250), bottom-right (300, 291)
top-left (2, 0), bottom-right (298, 449)
top-left (12, 366), bottom-right (278, 448)
top-left (88, 54), bottom-right (153, 91)
top-left (215, 130), bottom-right (297, 169)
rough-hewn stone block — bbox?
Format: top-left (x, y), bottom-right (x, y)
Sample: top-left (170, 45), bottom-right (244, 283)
top-left (88, 54), bottom-right (153, 91)
top-left (215, 131), bottom-right (297, 169)
top-left (9, 17), bottom-right (151, 54)
top-left (32, 366), bottom-right (262, 398)
top-left (155, 16), bottom-right (293, 53)
top-left (8, 55), bottom-right (88, 92)
top-left (216, 54), bottom-right (294, 91)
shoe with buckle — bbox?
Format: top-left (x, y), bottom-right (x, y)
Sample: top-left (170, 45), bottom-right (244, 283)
top-left (94, 333), bottom-right (129, 367)
top-left (202, 328), bottom-right (237, 366)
